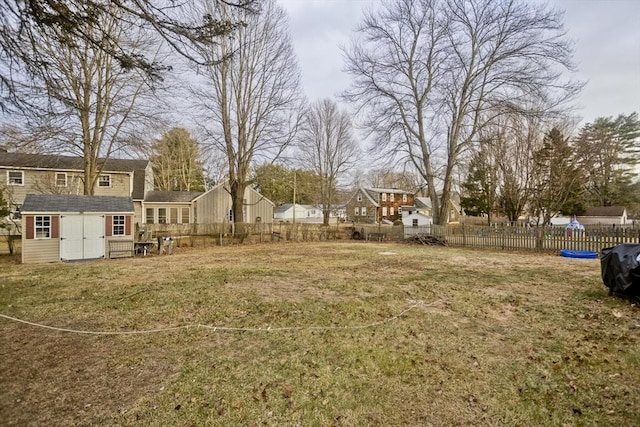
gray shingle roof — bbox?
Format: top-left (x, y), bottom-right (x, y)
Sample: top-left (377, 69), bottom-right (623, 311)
top-left (144, 191), bottom-right (203, 203)
top-left (0, 152), bottom-right (148, 172)
top-left (21, 194), bottom-right (134, 213)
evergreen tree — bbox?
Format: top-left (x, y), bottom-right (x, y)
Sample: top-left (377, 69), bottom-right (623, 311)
top-left (531, 127), bottom-right (583, 225)
top-left (461, 147), bottom-right (498, 224)
top-left (573, 113), bottom-right (640, 207)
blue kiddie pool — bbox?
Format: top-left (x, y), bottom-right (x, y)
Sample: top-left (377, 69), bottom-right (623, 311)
top-left (560, 249), bottom-right (598, 259)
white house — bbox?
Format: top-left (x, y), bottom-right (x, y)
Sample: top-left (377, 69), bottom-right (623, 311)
top-left (274, 204), bottom-right (324, 223)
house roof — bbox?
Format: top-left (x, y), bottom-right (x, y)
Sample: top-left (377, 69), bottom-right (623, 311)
top-left (21, 194), bottom-right (134, 213)
top-left (144, 190), bottom-right (203, 203)
top-left (274, 204), bottom-right (320, 214)
top-left (415, 197), bottom-right (432, 209)
top-left (0, 152), bottom-right (148, 172)
top-left (367, 187), bottom-right (413, 194)
top-left (583, 206), bottom-right (626, 217)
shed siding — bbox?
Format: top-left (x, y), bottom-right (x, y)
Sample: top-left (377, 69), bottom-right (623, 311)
top-left (245, 188), bottom-right (274, 224)
top-left (196, 188), bottom-right (231, 224)
top-left (21, 238), bottom-right (60, 263)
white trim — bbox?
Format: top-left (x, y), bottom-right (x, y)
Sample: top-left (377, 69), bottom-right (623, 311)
top-left (112, 214), bottom-right (126, 235)
top-left (35, 215), bottom-right (51, 240)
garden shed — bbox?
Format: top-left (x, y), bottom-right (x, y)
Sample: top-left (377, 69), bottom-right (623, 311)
top-left (20, 194), bottom-right (134, 263)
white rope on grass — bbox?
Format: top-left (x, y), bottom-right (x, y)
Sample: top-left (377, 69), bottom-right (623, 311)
top-left (0, 299), bottom-right (443, 336)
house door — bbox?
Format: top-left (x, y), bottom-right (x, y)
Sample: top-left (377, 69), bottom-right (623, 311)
top-left (60, 215), bottom-right (105, 260)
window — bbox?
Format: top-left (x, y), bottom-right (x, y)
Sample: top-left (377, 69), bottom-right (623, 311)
top-left (113, 215), bottom-right (125, 235)
top-left (354, 207), bottom-right (360, 216)
top-left (398, 207), bottom-right (402, 214)
top-left (382, 207), bottom-right (387, 217)
top-left (413, 219), bottom-right (419, 227)
top-left (361, 207), bottom-right (367, 216)
top-left (403, 194), bottom-right (408, 203)
top-left (181, 208), bottom-right (190, 224)
top-left (158, 208), bottom-right (167, 224)
top-left (381, 193), bottom-right (387, 202)
top-left (7, 170), bottom-right (23, 185)
top-left (98, 174), bottom-right (111, 187)
top-left (35, 215), bottom-right (51, 239)
top-left (170, 208), bottom-right (178, 224)
top-left (390, 207), bottom-right (395, 216)
top-left (146, 208), bottom-right (154, 223)
top-left (55, 172), bottom-right (67, 187)
top-left (390, 193), bottom-right (395, 202)
top-left (357, 193), bottom-right (362, 202)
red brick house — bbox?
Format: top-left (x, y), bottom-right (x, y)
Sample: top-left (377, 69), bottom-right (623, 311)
top-left (346, 187), bottom-right (415, 223)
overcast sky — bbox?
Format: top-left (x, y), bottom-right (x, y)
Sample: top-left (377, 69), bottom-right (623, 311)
top-left (279, 0), bottom-right (640, 127)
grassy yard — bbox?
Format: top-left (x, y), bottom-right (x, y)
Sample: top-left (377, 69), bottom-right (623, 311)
top-left (0, 242), bottom-right (638, 426)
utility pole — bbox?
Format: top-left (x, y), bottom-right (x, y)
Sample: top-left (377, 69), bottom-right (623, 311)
top-left (292, 170), bottom-right (297, 240)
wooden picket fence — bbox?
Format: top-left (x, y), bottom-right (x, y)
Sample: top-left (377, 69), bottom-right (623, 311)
top-left (423, 224), bottom-right (640, 253)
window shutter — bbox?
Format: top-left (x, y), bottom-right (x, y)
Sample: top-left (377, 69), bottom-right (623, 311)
top-left (25, 216), bottom-right (34, 239)
top-left (125, 215), bottom-right (132, 236)
top-left (51, 215), bottom-right (59, 238)
top-left (105, 215), bottom-right (112, 237)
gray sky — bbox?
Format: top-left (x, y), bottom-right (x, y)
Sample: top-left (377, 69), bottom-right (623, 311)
top-left (279, 0), bottom-right (640, 126)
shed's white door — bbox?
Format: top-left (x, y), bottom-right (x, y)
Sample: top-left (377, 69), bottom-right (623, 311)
top-left (83, 215), bottom-right (105, 259)
top-left (60, 216), bottom-right (84, 261)
top-left (60, 215), bottom-right (105, 260)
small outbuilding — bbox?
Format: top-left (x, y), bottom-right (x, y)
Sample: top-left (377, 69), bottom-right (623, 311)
top-left (578, 206), bottom-right (629, 225)
top-left (21, 194), bottom-right (135, 263)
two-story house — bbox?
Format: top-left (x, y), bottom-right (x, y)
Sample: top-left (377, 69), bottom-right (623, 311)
top-left (346, 187), bottom-right (415, 223)
top-left (0, 152), bottom-right (153, 225)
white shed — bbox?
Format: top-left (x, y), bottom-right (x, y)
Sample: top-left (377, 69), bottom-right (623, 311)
top-left (20, 194), bottom-right (134, 263)
top-left (402, 212), bottom-right (433, 237)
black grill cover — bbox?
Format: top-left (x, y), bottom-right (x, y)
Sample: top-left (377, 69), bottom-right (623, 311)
top-left (600, 244), bottom-right (640, 301)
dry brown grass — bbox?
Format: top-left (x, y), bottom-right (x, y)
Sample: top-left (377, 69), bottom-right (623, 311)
top-left (1, 242), bottom-right (638, 426)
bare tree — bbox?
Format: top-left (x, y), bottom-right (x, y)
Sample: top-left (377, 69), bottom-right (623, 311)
top-left (0, 0), bottom-right (258, 112)
top-left (192, 0), bottom-right (303, 225)
top-left (362, 168), bottom-right (423, 192)
top-left (297, 99), bottom-right (359, 225)
top-left (4, 5), bottom-right (158, 194)
top-left (344, 0), bottom-right (582, 225)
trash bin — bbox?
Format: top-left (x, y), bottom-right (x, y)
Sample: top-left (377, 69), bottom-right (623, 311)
top-left (600, 244), bottom-right (640, 301)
